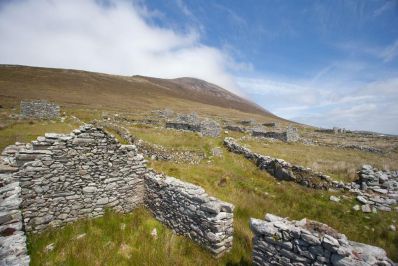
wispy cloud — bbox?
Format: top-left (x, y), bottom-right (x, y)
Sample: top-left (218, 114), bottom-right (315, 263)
top-left (238, 67), bottom-right (398, 134)
top-left (0, 0), bottom-right (241, 94)
top-left (381, 39), bottom-right (398, 62)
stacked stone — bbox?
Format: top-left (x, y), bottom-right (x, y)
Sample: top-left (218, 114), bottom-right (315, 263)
top-left (262, 122), bottom-right (277, 127)
top-left (166, 117), bottom-right (201, 132)
top-left (0, 165), bottom-right (30, 266)
top-left (224, 137), bottom-right (342, 190)
top-left (350, 165), bottom-right (398, 212)
top-left (166, 113), bottom-right (222, 137)
top-left (199, 119), bottom-right (221, 137)
top-left (251, 126), bottom-right (300, 142)
top-left (144, 171), bottom-right (234, 257)
top-left (250, 213), bottom-right (394, 266)
top-left (14, 124), bottom-right (146, 233)
top-left (20, 99), bottom-right (60, 119)
top-left (238, 119), bottom-right (256, 126)
top-left (224, 125), bottom-right (246, 132)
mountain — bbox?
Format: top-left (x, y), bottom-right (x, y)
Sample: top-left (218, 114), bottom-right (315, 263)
top-left (135, 76), bottom-right (271, 115)
top-left (0, 65), bottom-right (277, 120)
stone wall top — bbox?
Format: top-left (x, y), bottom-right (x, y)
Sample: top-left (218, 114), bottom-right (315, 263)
top-left (250, 213), bottom-right (394, 265)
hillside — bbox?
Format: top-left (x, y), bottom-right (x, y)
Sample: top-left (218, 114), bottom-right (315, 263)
top-left (0, 65), bottom-right (276, 120)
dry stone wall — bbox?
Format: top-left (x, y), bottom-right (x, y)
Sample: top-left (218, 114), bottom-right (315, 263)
top-left (250, 213), bottom-right (394, 265)
top-left (15, 125), bottom-right (146, 233)
top-left (252, 126), bottom-right (299, 142)
top-left (145, 171), bottom-right (234, 257)
top-left (20, 99), bottom-right (60, 119)
top-left (0, 165), bottom-right (30, 266)
top-left (0, 124), bottom-right (234, 262)
top-left (224, 137), bottom-right (343, 190)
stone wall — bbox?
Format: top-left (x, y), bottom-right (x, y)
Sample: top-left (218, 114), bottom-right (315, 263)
top-left (224, 137), bottom-right (344, 190)
top-left (251, 126), bottom-right (299, 142)
top-left (250, 213), bottom-right (394, 265)
top-left (15, 125), bottom-right (146, 233)
top-left (0, 124), bottom-right (235, 262)
top-left (145, 171), bottom-right (234, 257)
top-left (0, 165), bottom-right (30, 266)
top-left (353, 165), bottom-right (398, 212)
top-left (166, 113), bottom-right (221, 137)
top-left (20, 99), bottom-right (60, 119)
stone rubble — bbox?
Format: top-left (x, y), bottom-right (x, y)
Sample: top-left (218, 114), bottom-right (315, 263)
top-left (250, 213), bottom-right (394, 265)
top-left (348, 165), bottom-right (398, 212)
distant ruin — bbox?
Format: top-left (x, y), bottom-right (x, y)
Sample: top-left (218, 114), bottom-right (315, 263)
top-left (166, 113), bottom-right (221, 137)
top-left (20, 99), bottom-right (60, 119)
top-left (252, 126), bottom-right (299, 142)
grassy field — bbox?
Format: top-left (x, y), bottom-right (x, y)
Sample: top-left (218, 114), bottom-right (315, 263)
top-left (0, 106), bottom-right (397, 264)
top-left (27, 121), bottom-right (398, 264)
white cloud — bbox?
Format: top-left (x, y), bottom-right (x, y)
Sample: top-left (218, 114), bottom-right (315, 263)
top-left (0, 0), bottom-right (241, 93)
top-left (238, 72), bottom-right (398, 134)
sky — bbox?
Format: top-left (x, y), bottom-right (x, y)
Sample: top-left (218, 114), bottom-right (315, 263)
top-left (0, 0), bottom-right (397, 134)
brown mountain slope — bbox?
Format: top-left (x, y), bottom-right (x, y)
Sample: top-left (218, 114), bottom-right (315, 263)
top-left (135, 76), bottom-right (271, 115)
top-left (0, 65), bottom-right (279, 120)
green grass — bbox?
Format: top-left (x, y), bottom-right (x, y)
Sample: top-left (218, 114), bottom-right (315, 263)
top-left (3, 115), bottom-right (396, 264)
top-left (0, 119), bottom-right (79, 151)
top-left (28, 208), bottom-right (224, 266)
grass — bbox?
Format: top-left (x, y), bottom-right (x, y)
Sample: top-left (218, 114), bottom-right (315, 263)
top-left (28, 208), bottom-right (223, 266)
top-left (1, 112), bottom-right (396, 264)
top-left (28, 123), bottom-right (398, 264)
top-left (240, 138), bottom-right (398, 182)
top-left (0, 118), bottom-right (79, 151)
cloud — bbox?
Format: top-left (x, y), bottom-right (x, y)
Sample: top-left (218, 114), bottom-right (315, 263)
top-left (238, 71), bottom-right (398, 134)
top-left (381, 39), bottom-right (398, 62)
top-left (0, 0), bottom-right (241, 94)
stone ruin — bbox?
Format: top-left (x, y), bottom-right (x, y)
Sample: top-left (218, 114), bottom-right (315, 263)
top-left (224, 137), bottom-right (342, 190)
top-left (262, 122), bottom-right (277, 128)
top-left (315, 127), bottom-right (346, 134)
top-left (224, 125), bottom-right (246, 133)
top-left (349, 165), bottom-right (398, 213)
top-left (0, 125), bottom-right (234, 264)
top-left (20, 99), bottom-right (60, 119)
top-left (251, 126), bottom-right (300, 142)
top-left (225, 137), bottom-right (398, 216)
top-left (166, 113), bottom-right (221, 137)
top-left (250, 213), bottom-right (394, 266)
top-left (238, 119), bottom-right (256, 126)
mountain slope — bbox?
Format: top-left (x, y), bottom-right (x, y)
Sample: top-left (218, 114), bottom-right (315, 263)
top-left (135, 76), bottom-right (271, 115)
top-left (0, 65), bottom-right (277, 119)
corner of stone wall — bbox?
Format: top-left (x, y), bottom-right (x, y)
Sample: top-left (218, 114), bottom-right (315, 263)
top-left (250, 213), bottom-right (394, 265)
top-left (144, 170), bottom-right (234, 257)
top-left (0, 163), bottom-right (30, 265)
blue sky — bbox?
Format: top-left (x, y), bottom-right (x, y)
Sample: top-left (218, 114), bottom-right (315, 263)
top-left (1, 0), bottom-right (398, 133)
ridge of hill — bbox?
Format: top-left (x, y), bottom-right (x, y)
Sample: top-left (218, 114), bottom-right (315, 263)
top-left (0, 65), bottom-right (278, 120)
